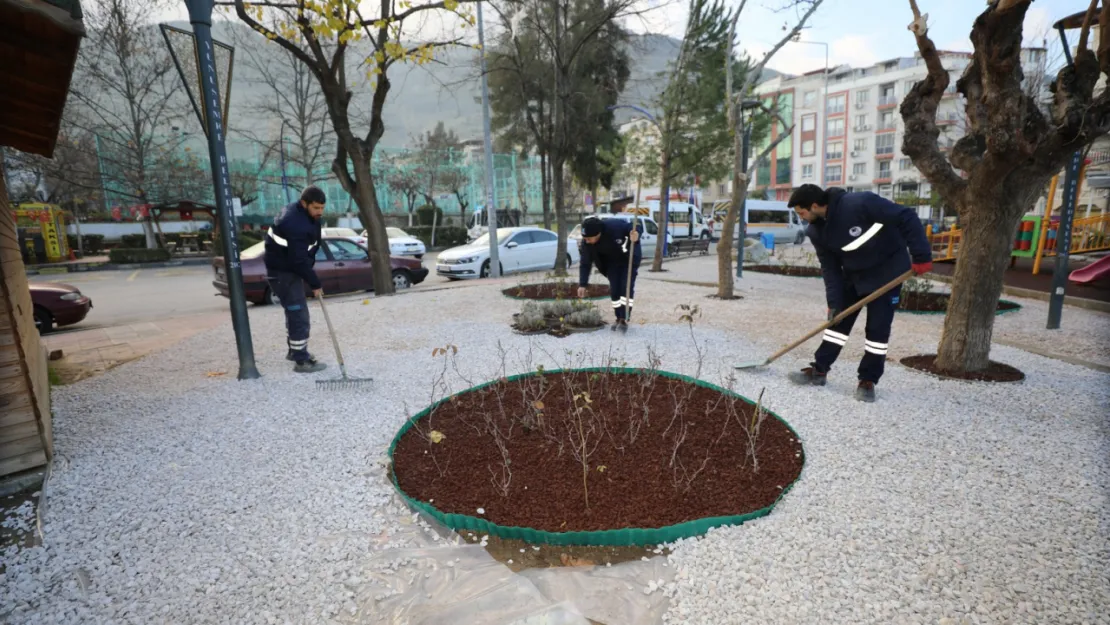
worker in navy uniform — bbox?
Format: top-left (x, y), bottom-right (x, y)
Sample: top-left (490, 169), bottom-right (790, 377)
top-left (264, 186), bottom-right (328, 373)
top-left (786, 184), bottom-right (932, 402)
top-left (576, 215), bottom-right (642, 332)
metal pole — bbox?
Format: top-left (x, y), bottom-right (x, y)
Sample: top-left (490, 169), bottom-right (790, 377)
top-left (185, 0), bottom-right (260, 380)
top-left (821, 43), bottom-right (828, 187)
top-left (94, 133), bottom-right (111, 211)
top-left (1047, 150), bottom-right (1083, 329)
top-left (737, 121), bottom-right (751, 278)
top-left (476, 0), bottom-right (500, 277)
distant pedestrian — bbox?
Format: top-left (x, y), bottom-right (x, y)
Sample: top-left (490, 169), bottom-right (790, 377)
top-left (577, 215), bottom-right (642, 332)
top-left (785, 184), bottom-right (932, 402)
top-left (264, 186), bottom-right (328, 373)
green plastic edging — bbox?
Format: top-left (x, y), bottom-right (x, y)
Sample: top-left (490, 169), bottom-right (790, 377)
top-left (502, 284), bottom-right (610, 302)
top-left (387, 367), bottom-right (805, 547)
top-left (896, 299), bottom-right (1023, 316)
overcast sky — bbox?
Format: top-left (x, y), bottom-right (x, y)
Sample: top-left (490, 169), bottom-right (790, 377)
top-left (151, 0), bottom-right (1073, 76)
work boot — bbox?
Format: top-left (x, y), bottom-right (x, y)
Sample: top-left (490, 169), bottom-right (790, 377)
top-left (787, 367), bottom-right (827, 386)
top-left (294, 358), bottom-right (327, 374)
top-left (617, 319), bottom-right (629, 333)
top-left (855, 381), bottom-right (877, 403)
top-left (288, 350), bottom-right (318, 362)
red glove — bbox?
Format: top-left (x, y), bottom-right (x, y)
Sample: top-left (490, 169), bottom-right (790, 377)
top-left (912, 261), bottom-right (933, 275)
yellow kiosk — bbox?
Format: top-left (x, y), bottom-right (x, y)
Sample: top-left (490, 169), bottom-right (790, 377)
top-left (14, 203), bottom-right (71, 263)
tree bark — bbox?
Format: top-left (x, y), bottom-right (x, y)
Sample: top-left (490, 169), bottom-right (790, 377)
top-left (541, 151), bottom-right (552, 230)
top-left (651, 152), bottom-right (671, 272)
top-left (350, 150), bottom-right (395, 296)
top-left (552, 156), bottom-right (568, 275)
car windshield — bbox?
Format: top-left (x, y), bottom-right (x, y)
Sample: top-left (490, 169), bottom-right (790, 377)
top-left (468, 228), bottom-right (517, 246)
top-left (241, 241), bottom-right (266, 259)
top-left (386, 228), bottom-right (408, 238)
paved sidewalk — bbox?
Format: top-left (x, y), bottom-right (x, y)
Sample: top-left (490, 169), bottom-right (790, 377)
top-left (42, 313), bottom-right (228, 384)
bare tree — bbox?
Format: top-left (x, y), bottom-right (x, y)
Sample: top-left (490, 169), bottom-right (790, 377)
top-left (901, 0), bottom-right (1110, 372)
top-left (717, 0), bottom-right (824, 299)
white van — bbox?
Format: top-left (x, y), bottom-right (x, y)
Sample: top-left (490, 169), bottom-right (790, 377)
top-left (568, 213), bottom-right (672, 260)
top-left (712, 199), bottom-right (807, 244)
top-left (646, 201), bottom-right (712, 240)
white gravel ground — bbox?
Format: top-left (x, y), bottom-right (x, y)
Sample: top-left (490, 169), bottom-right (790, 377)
top-left (1, 274), bottom-right (1108, 624)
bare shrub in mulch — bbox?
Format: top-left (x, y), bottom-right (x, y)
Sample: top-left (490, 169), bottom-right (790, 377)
top-left (391, 340), bottom-right (804, 535)
top-left (900, 354), bottom-right (1025, 382)
top-left (504, 282), bottom-right (610, 300)
top-left (746, 264), bottom-right (822, 278)
top-left (512, 300), bottom-right (605, 338)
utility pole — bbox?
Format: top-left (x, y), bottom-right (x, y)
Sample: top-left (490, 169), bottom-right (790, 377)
top-left (476, 0), bottom-right (500, 277)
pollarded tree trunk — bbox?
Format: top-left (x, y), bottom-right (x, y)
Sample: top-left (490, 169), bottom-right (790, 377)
top-left (651, 152), bottom-right (671, 273)
top-left (350, 151), bottom-right (395, 295)
top-left (715, 171), bottom-right (749, 299)
top-left (552, 155), bottom-right (568, 275)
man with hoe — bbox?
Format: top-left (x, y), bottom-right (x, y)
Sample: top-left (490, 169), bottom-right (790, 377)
top-left (264, 185), bottom-right (329, 373)
top-left (786, 184), bottom-right (932, 402)
top-left (576, 215), bottom-right (642, 332)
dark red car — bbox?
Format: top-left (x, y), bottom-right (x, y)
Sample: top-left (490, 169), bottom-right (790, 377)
top-left (212, 237), bottom-right (429, 305)
top-left (30, 282), bottom-right (93, 333)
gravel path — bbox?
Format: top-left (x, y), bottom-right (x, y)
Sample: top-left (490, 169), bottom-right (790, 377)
top-left (1, 274), bottom-right (1107, 624)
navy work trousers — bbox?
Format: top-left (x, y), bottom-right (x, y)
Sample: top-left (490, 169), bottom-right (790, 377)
top-left (812, 283), bottom-right (901, 384)
top-left (605, 254), bottom-right (641, 320)
top-left (267, 271), bottom-right (312, 362)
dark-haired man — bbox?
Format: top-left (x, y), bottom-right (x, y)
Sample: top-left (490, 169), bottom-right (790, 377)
top-left (786, 183), bottom-right (932, 402)
top-left (576, 215), bottom-right (641, 332)
top-left (264, 185), bottom-right (328, 373)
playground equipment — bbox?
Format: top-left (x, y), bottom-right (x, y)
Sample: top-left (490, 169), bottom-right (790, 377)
top-left (13, 203), bottom-right (71, 263)
top-left (1069, 255), bottom-right (1110, 284)
top-left (924, 164), bottom-right (1110, 268)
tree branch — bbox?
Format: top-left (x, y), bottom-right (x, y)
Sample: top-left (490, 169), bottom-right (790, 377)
top-left (739, 0), bottom-right (823, 97)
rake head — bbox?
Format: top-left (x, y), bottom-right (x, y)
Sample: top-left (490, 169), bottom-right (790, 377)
top-left (316, 375), bottom-right (374, 390)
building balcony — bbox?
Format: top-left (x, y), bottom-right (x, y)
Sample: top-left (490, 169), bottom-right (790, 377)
top-left (824, 175), bottom-right (842, 185)
top-left (826, 104), bottom-right (846, 115)
top-left (942, 87), bottom-right (959, 99)
top-left (873, 175), bottom-right (893, 184)
top-left (877, 123), bottom-right (897, 132)
top-left (875, 151), bottom-right (894, 160)
top-left (937, 112), bottom-right (960, 126)
top-left (878, 95), bottom-right (898, 108)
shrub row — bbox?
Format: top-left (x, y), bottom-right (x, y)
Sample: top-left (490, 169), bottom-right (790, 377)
top-left (401, 226), bottom-right (468, 248)
top-left (66, 234), bottom-right (106, 255)
top-left (108, 248), bottom-right (172, 264)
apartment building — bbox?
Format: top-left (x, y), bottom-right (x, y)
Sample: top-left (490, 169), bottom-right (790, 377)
top-left (753, 48), bottom-right (1048, 218)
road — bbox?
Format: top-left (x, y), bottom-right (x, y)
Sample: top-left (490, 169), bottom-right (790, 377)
top-left (29, 252), bottom-right (455, 334)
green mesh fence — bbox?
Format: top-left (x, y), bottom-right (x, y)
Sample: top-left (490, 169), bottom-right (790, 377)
top-left (94, 134), bottom-right (544, 220)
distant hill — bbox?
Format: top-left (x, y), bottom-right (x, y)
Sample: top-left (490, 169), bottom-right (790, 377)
top-left (162, 22), bottom-right (779, 147)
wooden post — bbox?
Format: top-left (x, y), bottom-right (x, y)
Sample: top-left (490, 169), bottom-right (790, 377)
top-left (1032, 175), bottom-right (1058, 275)
top-left (946, 224), bottom-right (956, 260)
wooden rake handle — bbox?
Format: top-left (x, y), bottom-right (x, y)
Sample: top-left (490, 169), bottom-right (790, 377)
top-left (762, 269), bottom-right (915, 366)
top-left (316, 293), bottom-right (348, 376)
top-left (625, 213), bottom-right (637, 321)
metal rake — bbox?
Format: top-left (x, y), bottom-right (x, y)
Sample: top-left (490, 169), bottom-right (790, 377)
top-left (315, 293), bottom-right (373, 390)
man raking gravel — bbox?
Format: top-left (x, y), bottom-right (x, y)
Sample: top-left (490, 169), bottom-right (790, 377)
top-left (576, 214), bottom-right (642, 332)
top-left (786, 184), bottom-right (932, 402)
top-left (264, 185), bottom-right (328, 373)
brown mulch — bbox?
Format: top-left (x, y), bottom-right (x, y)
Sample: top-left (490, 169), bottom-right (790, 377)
top-left (900, 354), bottom-right (1025, 382)
top-left (504, 283), bottom-right (610, 300)
top-left (900, 292), bottom-right (1021, 313)
top-left (511, 315), bottom-right (604, 338)
top-left (746, 265), bottom-right (822, 278)
top-left (392, 372), bottom-right (804, 533)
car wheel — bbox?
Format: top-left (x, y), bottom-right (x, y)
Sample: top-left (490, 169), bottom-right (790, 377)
top-left (415, 254), bottom-right (424, 260)
top-left (392, 270), bottom-right (413, 290)
top-left (264, 288), bottom-right (281, 306)
top-left (480, 260), bottom-right (502, 278)
top-left (34, 306), bottom-right (53, 334)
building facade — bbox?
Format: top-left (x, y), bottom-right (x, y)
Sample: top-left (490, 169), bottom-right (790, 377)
top-left (754, 48), bottom-right (1048, 218)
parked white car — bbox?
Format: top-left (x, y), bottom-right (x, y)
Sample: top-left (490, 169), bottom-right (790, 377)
top-left (568, 213), bottom-right (672, 260)
top-left (321, 227), bottom-right (366, 246)
top-left (365, 227), bottom-right (426, 259)
top-left (436, 227), bottom-right (579, 280)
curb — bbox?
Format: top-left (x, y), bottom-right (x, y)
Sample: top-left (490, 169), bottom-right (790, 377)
top-left (26, 257), bottom-right (211, 276)
top-left (924, 272), bottom-right (1110, 314)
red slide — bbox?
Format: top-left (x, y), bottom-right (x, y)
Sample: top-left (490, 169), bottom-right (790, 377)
top-left (1069, 255), bottom-right (1110, 284)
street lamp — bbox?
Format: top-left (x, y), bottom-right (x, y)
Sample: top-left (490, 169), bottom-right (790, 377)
top-left (736, 98), bottom-right (762, 278)
top-left (1045, 10), bottom-right (1098, 330)
top-left (791, 35), bottom-right (829, 185)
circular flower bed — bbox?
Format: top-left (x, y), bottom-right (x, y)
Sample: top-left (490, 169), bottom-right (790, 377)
top-left (512, 300), bottom-right (606, 338)
top-left (389, 368), bottom-right (805, 546)
top-left (745, 265), bottom-right (822, 278)
top-left (898, 292), bottom-right (1021, 316)
top-left (503, 282), bottom-right (610, 301)
top-left (900, 354), bottom-right (1025, 382)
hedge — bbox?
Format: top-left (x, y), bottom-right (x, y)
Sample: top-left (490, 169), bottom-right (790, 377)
top-left (403, 225), bottom-right (468, 248)
top-left (66, 234), bottom-right (105, 255)
top-left (108, 248), bottom-right (172, 264)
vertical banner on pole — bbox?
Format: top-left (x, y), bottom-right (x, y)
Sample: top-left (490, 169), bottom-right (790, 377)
top-left (1046, 150), bottom-right (1082, 330)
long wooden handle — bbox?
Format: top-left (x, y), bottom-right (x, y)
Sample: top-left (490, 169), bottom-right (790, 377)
top-left (625, 214), bottom-right (637, 321)
top-left (762, 269), bottom-right (915, 366)
top-left (316, 294), bottom-right (347, 375)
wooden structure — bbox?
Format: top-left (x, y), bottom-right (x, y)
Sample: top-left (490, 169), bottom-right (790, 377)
top-left (0, 0), bottom-right (85, 477)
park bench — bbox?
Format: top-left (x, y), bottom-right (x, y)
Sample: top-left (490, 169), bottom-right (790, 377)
top-left (668, 237), bottom-right (711, 257)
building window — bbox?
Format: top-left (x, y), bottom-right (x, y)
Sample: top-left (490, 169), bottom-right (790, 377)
top-left (826, 94), bottom-right (845, 114)
top-left (855, 89), bottom-right (870, 104)
top-left (854, 138), bottom-right (868, 152)
top-left (826, 141), bottom-right (843, 160)
top-left (876, 133), bottom-right (895, 155)
top-left (801, 139), bottom-right (816, 156)
top-left (904, 81), bottom-right (915, 95)
top-left (801, 114), bottom-right (816, 132)
top-left (877, 161), bottom-right (892, 178)
top-left (899, 158), bottom-right (913, 170)
top-left (853, 162), bottom-right (867, 175)
top-left (879, 111), bottom-right (896, 130)
top-left (717, 183), bottom-right (727, 196)
top-left (803, 91), bottom-right (816, 107)
top-left (827, 118), bottom-right (845, 137)
top-left (878, 184), bottom-right (893, 199)
top-left (802, 164), bottom-right (814, 179)
top-left (855, 114), bottom-right (868, 130)
top-left (825, 165), bottom-right (842, 184)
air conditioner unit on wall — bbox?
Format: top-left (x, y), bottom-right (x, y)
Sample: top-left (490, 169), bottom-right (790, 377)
top-left (855, 102), bottom-right (865, 109)
top-left (850, 151), bottom-right (860, 157)
top-left (849, 175), bottom-right (858, 181)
